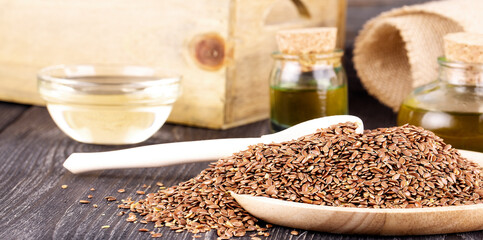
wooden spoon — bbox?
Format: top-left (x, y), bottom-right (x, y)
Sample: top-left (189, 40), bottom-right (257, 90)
top-left (64, 115), bottom-right (363, 174)
top-left (231, 150), bottom-right (483, 235)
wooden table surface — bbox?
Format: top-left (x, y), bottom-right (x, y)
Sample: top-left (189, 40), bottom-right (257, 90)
top-left (0, 57), bottom-right (481, 240)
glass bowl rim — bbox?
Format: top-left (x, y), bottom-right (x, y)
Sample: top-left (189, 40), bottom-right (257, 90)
top-left (37, 64), bottom-right (181, 89)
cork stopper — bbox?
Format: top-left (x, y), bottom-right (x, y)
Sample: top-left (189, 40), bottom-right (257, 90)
top-left (444, 32), bottom-right (483, 63)
top-left (442, 32), bottom-right (483, 86)
top-left (276, 27), bottom-right (337, 55)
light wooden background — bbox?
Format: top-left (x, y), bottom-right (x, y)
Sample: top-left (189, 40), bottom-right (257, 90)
top-left (346, 0), bottom-right (434, 48)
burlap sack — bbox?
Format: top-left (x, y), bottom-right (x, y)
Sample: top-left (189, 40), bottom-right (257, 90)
top-left (353, 0), bottom-right (483, 111)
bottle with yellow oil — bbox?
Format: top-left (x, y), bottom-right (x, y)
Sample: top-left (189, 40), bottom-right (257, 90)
top-left (269, 28), bottom-right (348, 132)
top-left (397, 32), bottom-right (483, 152)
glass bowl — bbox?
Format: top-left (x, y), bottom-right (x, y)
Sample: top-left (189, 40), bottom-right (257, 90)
top-left (38, 65), bottom-right (181, 145)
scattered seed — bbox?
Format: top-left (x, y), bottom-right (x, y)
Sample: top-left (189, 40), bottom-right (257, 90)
top-left (126, 213), bottom-right (137, 222)
top-left (93, 204), bottom-right (98, 208)
top-left (151, 232), bottom-right (163, 238)
top-left (79, 200), bottom-right (90, 204)
top-left (117, 189), bottom-right (126, 193)
top-left (138, 228), bottom-right (149, 232)
top-left (105, 196), bottom-right (117, 202)
top-left (101, 225), bottom-right (110, 229)
top-left (61, 185), bottom-right (68, 189)
top-left (87, 195), bottom-right (93, 199)
top-left (291, 230), bottom-right (299, 235)
top-left (136, 191), bottom-right (145, 195)
top-left (90, 188), bottom-right (96, 191)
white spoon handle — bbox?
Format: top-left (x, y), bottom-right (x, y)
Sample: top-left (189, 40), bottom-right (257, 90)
top-left (63, 138), bottom-right (259, 174)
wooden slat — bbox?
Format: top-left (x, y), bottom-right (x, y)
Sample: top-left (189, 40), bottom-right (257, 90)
top-left (0, 101), bottom-right (29, 131)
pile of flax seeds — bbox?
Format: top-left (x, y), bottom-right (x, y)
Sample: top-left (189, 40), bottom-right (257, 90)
top-left (119, 122), bottom-right (482, 239)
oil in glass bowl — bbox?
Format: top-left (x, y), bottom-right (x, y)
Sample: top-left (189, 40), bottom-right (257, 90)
top-left (38, 65), bottom-right (180, 145)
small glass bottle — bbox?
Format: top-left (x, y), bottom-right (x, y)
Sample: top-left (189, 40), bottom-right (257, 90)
top-left (397, 57), bottom-right (483, 152)
top-left (269, 50), bottom-right (348, 132)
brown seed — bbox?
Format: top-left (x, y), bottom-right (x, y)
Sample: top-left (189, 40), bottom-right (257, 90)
top-left (117, 189), bottom-right (126, 193)
top-left (136, 191), bottom-right (145, 195)
top-left (151, 232), bottom-right (163, 238)
top-left (105, 196), bottom-right (117, 201)
top-left (79, 200), bottom-right (90, 204)
top-left (138, 228), bottom-right (149, 232)
top-left (127, 213), bottom-right (137, 222)
top-left (61, 185), bottom-right (68, 189)
top-left (291, 230), bottom-right (299, 235)
top-left (90, 188), bottom-right (96, 191)
top-left (266, 185), bottom-right (278, 196)
top-left (87, 195), bottom-right (93, 199)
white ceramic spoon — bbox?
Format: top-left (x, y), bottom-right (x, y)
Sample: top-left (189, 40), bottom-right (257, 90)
top-left (231, 149), bottom-right (483, 235)
top-left (64, 115), bottom-right (363, 174)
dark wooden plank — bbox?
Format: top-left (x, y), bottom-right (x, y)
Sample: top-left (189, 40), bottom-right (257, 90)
top-left (0, 106), bottom-right (481, 240)
top-left (0, 101), bottom-right (30, 131)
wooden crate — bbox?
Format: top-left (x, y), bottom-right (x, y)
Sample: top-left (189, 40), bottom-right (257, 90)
top-left (0, 0), bottom-right (346, 129)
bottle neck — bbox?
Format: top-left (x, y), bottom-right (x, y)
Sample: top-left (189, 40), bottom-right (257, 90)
top-left (438, 58), bottom-right (483, 86)
top-left (272, 50), bottom-right (343, 72)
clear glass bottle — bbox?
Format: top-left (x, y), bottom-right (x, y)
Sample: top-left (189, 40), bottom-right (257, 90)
top-left (397, 57), bottom-right (483, 152)
top-left (269, 50), bottom-right (348, 132)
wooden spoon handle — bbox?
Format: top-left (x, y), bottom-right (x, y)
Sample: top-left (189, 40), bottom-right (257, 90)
top-left (63, 138), bottom-right (259, 174)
